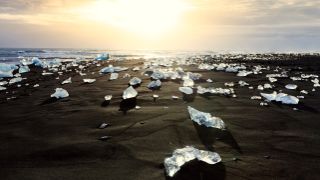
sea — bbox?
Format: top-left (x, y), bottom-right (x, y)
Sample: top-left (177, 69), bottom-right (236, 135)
top-left (0, 48), bottom-right (217, 64)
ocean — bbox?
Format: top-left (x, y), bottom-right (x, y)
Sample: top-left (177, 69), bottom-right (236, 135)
top-left (0, 48), bottom-right (216, 64)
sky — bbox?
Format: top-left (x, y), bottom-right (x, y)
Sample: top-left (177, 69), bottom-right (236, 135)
top-left (0, 0), bottom-right (319, 52)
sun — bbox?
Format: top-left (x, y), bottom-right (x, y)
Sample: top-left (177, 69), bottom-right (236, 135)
top-left (79, 0), bottom-right (191, 38)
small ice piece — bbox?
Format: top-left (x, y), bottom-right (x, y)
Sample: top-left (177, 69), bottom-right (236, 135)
top-left (9, 77), bottom-right (23, 84)
top-left (269, 77), bottom-right (277, 83)
top-left (237, 70), bottom-right (252, 77)
top-left (0, 86), bottom-right (6, 91)
top-left (257, 85), bottom-right (264, 90)
top-left (179, 87), bottom-right (193, 95)
top-left (147, 80), bottom-right (161, 89)
top-left (33, 84), bottom-right (39, 87)
top-left (260, 102), bottom-right (268, 106)
top-left (61, 77), bottom-right (72, 85)
top-left (260, 91), bottom-right (277, 101)
top-left (99, 123), bottom-right (109, 129)
top-left (285, 84), bottom-right (298, 90)
top-left (51, 88), bottom-right (69, 99)
top-left (225, 82), bottom-right (234, 87)
top-left (19, 65), bottom-right (30, 74)
top-left (32, 57), bottom-right (45, 67)
top-left (183, 78), bottom-right (194, 87)
top-left (164, 146), bottom-right (221, 177)
top-left (110, 73), bottom-right (119, 80)
top-left (0, 81), bottom-right (8, 86)
top-left (104, 95), bottom-right (112, 101)
top-left (98, 136), bottom-right (111, 141)
top-left (83, 79), bottom-right (96, 84)
top-left (207, 79), bottom-right (213, 83)
top-left (95, 53), bottom-right (109, 61)
top-left (251, 96), bottom-right (262, 100)
top-left (135, 105), bottom-right (141, 109)
top-left (123, 73), bottom-right (131, 78)
top-left (172, 96), bottom-right (179, 100)
top-left (0, 70), bottom-right (14, 78)
top-left (238, 80), bottom-right (249, 86)
top-left (188, 106), bottom-right (226, 129)
top-left (300, 90), bottom-right (308, 94)
top-left (129, 77), bottom-right (142, 86)
top-left (153, 94), bottom-right (159, 98)
top-left (132, 67), bottom-right (140, 71)
top-left (248, 86), bottom-right (254, 90)
top-left (122, 86), bottom-right (138, 99)
top-left (42, 72), bottom-right (53, 76)
top-left (151, 71), bottom-right (165, 80)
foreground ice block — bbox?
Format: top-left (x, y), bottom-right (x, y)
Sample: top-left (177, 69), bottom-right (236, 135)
top-left (164, 146), bottom-right (221, 177)
top-left (187, 106), bottom-right (226, 129)
top-left (122, 86), bottom-right (138, 99)
top-left (51, 88), bottom-right (69, 99)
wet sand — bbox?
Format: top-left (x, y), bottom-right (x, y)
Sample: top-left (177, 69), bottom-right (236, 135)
top-left (0, 57), bottom-right (320, 180)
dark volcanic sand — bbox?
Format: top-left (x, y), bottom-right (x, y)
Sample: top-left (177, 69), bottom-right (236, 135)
top-left (0, 57), bottom-right (320, 180)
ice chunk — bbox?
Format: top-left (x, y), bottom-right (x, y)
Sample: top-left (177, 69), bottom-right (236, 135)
top-left (100, 65), bottom-right (128, 74)
top-left (0, 63), bottom-right (18, 72)
top-left (51, 88), bottom-right (69, 99)
top-left (183, 78), bottom-right (194, 87)
top-left (172, 95), bottom-right (179, 100)
top-left (122, 86), bottom-right (138, 99)
top-left (33, 84), bottom-right (39, 87)
top-left (110, 73), bottom-right (119, 80)
top-left (188, 106), bottom-right (226, 129)
top-left (61, 77), bottom-right (72, 85)
top-left (129, 77), bottom-right (142, 86)
top-left (9, 77), bottom-right (22, 84)
top-left (285, 84), bottom-right (298, 90)
top-left (179, 87), bottom-right (193, 95)
top-left (147, 80), bottom-right (161, 89)
top-left (132, 67), bottom-right (140, 71)
top-left (164, 146), bottom-right (221, 177)
top-left (104, 95), bottom-right (112, 101)
top-left (0, 86), bottom-right (6, 91)
top-left (95, 53), bottom-right (109, 61)
top-left (0, 70), bottom-right (13, 78)
top-left (32, 57), bottom-right (45, 67)
top-left (237, 70), bottom-right (252, 77)
top-left (83, 79), bottom-right (96, 83)
top-left (18, 65), bottom-right (30, 74)
top-left (207, 79), bottom-right (213, 83)
top-left (0, 81), bottom-right (8, 86)
top-left (238, 80), bottom-right (249, 86)
top-left (251, 96), bottom-right (262, 100)
top-left (269, 77), bottom-right (277, 83)
top-left (261, 91), bottom-right (299, 104)
top-left (150, 71), bottom-right (165, 80)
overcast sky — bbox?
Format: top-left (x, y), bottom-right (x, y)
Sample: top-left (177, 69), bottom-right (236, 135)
top-left (0, 0), bottom-right (319, 52)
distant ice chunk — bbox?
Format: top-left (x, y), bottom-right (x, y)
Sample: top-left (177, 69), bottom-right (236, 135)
top-left (32, 57), bottom-right (45, 67)
top-left (9, 77), bottom-right (23, 84)
top-left (285, 84), bottom-right (298, 90)
top-left (147, 80), bottom-right (161, 89)
top-left (19, 65), bottom-right (30, 74)
top-left (110, 73), bottom-right (119, 80)
top-left (0, 70), bottom-right (13, 78)
top-left (122, 86), bottom-right (138, 99)
top-left (61, 77), bottom-right (72, 85)
top-left (95, 53), bottom-right (109, 61)
top-left (83, 79), bottom-right (96, 83)
top-left (100, 65), bottom-right (128, 74)
top-left (51, 88), bottom-right (69, 99)
top-left (150, 71), bottom-right (165, 80)
top-left (188, 106), bottom-right (226, 129)
top-left (0, 86), bottom-right (6, 91)
top-left (237, 70), bottom-right (252, 77)
top-left (179, 87), bottom-right (193, 95)
top-left (206, 79), bottom-right (213, 83)
top-left (164, 146), bottom-right (221, 177)
top-left (129, 77), bottom-right (142, 86)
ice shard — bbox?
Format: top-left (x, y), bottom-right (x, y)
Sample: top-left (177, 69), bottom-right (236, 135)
top-left (61, 77), bottom-right (72, 85)
top-left (122, 86), bottom-right (138, 99)
top-left (147, 80), bottom-right (161, 89)
top-left (129, 77), bottom-right (142, 86)
top-left (51, 88), bottom-right (69, 99)
top-left (164, 146), bottom-right (221, 177)
top-left (179, 87), bottom-right (193, 95)
top-left (187, 106), bottom-right (226, 129)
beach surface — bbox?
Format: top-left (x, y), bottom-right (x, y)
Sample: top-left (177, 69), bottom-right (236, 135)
top-left (1, 56), bottom-right (320, 180)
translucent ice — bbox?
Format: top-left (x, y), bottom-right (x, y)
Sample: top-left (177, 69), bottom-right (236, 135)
top-left (147, 80), bottom-right (161, 89)
top-left (285, 84), bottom-right (298, 90)
top-left (104, 95), bottom-right (112, 101)
top-left (51, 88), bottom-right (69, 99)
top-left (179, 87), bottom-right (193, 94)
top-left (83, 79), bottom-right (96, 83)
top-left (0, 86), bottom-right (6, 91)
top-left (61, 77), bottom-right (72, 85)
top-left (183, 78), bottom-right (194, 87)
top-left (261, 91), bottom-right (299, 104)
top-left (19, 65), bottom-right (30, 74)
top-left (188, 106), bottom-right (226, 129)
top-left (95, 53), bottom-right (109, 61)
top-left (164, 146), bottom-right (221, 177)
top-left (122, 86), bottom-right (138, 99)
top-left (129, 77), bottom-right (142, 86)
top-left (110, 73), bottom-right (119, 80)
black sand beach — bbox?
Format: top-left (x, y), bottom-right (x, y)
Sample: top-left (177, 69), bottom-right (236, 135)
top-left (1, 55), bottom-right (320, 180)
